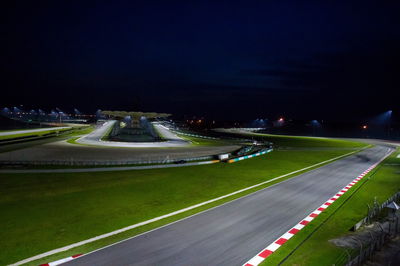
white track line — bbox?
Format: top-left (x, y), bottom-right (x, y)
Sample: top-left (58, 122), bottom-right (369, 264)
top-left (40, 254), bottom-right (83, 266)
top-left (11, 146), bottom-right (369, 265)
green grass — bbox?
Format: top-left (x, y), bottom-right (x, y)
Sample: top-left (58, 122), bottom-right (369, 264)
top-left (153, 126), bottom-right (223, 146)
top-left (65, 127), bottom-right (95, 145)
top-left (0, 127), bottom-right (93, 155)
top-left (220, 130), bottom-right (366, 148)
top-left (177, 133), bottom-right (231, 146)
top-left (65, 126), bottom-right (94, 136)
top-left (0, 128), bottom-right (73, 141)
top-left (0, 137), bottom-right (367, 265)
top-left (261, 147), bottom-right (400, 266)
top-left (0, 126), bottom-right (92, 142)
top-left (0, 128), bottom-right (42, 132)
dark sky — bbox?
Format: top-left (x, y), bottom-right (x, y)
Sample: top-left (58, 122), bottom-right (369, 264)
top-left (1, 1), bottom-right (399, 121)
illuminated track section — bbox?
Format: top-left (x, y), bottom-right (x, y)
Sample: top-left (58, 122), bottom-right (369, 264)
top-left (0, 126), bottom-right (71, 137)
top-left (75, 120), bottom-right (190, 148)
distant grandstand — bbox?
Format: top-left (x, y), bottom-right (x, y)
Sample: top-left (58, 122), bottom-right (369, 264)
top-left (101, 110), bottom-right (171, 142)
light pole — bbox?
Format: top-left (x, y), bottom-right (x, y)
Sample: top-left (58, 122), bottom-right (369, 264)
top-left (388, 110), bottom-right (392, 139)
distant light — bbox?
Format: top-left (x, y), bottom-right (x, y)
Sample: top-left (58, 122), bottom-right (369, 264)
top-left (311, 120), bottom-right (321, 127)
top-left (362, 125), bottom-right (368, 129)
top-left (278, 117), bottom-right (284, 122)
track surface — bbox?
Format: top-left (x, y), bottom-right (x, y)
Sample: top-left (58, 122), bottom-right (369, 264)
top-left (67, 145), bottom-right (391, 266)
top-left (0, 126), bottom-right (70, 137)
top-left (76, 121), bottom-right (189, 147)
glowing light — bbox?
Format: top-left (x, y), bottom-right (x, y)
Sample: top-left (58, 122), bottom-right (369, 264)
top-left (278, 117), bottom-right (284, 122)
top-left (362, 125), bottom-right (368, 129)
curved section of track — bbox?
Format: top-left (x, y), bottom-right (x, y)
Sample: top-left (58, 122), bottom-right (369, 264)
top-left (75, 120), bottom-right (189, 148)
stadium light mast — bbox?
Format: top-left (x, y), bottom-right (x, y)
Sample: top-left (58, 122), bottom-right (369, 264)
top-left (311, 120), bottom-right (320, 136)
top-left (388, 110), bottom-right (392, 138)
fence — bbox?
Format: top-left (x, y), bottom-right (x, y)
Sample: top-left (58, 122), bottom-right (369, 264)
top-left (353, 191), bottom-right (400, 230)
top-left (0, 155), bottom-right (214, 166)
top-left (343, 216), bottom-right (400, 266)
top-left (333, 191), bottom-right (400, 266)
top-left (228, 148), bottom-right (273, 163)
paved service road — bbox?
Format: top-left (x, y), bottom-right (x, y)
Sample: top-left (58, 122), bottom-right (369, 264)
top-left (76, 120), bottom-right (189, 147)
top-left (67, 145), bottom-right (393, 266)
top-left (0, 127), bottom-right (70, 137)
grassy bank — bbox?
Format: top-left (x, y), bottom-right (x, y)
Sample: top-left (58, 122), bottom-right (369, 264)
top-left (0, 128), bottom-right (42, 132)
top-left (177, 134), bottom-right (231, 146)
top-left (0, 137), bottom-right (367, 265)
top-left (0, 126), bottom-right (93, 142)
top-left (218, 130), bottom-right (366, 148)
top-left (0, 128), bottom-right (73, 141)
top-left (261, 147), bottom-right (399, 266)
top-left (66, 126), bottom-right (94, 136)
top-left (0, 126), bottom-right (93, 155)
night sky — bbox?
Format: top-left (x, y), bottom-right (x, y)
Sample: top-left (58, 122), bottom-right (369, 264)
top-left (2, 1), bottom-right (399, 121)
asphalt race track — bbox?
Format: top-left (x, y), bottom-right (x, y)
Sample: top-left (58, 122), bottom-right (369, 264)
top-left (76, 121), bottom-right (189, 147)
top-left (66, 145), bottom-right (392, 266)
